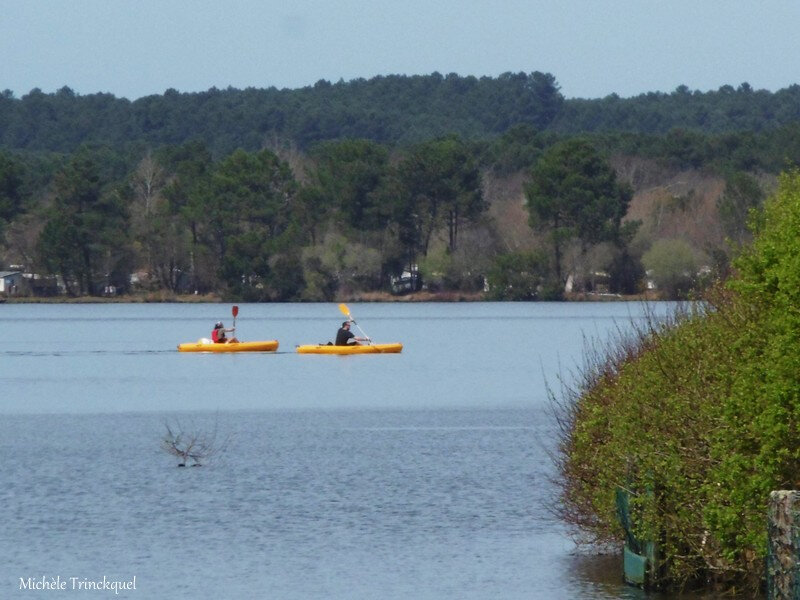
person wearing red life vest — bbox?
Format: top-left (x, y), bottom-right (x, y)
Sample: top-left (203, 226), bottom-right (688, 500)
top-left (211, 321), bottom-right (236, 343)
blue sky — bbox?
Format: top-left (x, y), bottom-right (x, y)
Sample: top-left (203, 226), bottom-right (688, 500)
top-left (2, 0), bottom-right (799, 100)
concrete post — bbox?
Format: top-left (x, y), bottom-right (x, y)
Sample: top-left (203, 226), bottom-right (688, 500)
top-left (767, 490), bottom-right (800, 600)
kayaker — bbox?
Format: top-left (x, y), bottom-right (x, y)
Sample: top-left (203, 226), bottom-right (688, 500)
top-left (212, 321), bottom-right (237, 343)
top-left (335, 321), bottom-right (368, 346)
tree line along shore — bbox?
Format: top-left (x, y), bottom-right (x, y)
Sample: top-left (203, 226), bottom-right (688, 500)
top-left (0, 73), bottom-right (797, 302)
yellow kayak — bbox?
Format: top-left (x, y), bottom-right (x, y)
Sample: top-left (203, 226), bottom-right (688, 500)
top-left (296, 343), bottom-right (403, 355)
top-left (178, 339), bottom-right (279, 353)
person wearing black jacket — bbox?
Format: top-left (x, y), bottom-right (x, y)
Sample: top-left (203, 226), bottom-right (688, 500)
top-left (335, 321), bottom-right (368, 346)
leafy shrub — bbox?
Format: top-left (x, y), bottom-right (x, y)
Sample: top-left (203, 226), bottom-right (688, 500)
top-left (557, 171), bottom-right (800, 590)
top-left (486, 250), bottom-right (551, 300)
top-left (641, 238), bottom-right (698, 299)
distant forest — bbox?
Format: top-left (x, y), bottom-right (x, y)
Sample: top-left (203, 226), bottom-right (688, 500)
top-left (1, 72), bottom-right (799, 300)
top-left (3, 72), bottom-right (800, 154)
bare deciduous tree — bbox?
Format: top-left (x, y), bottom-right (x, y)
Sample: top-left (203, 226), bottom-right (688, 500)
top-left (131, 151), bottom-right (165, 218)
top-left (161, 419), bottom-right (230, 467)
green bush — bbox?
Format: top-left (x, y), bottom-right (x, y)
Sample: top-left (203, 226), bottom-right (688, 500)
top-left (486, 250), bottom-right (551, 300)
top-left (558, 171), bottom-right (800, 590)
top-left (641, 238), bottom-right (698, 299)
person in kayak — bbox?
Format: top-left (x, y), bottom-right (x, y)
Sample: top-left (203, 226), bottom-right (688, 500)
top-left (212, 321), bottom-right (237, 343)
top-left (335, 321), bottom-right (368, 346)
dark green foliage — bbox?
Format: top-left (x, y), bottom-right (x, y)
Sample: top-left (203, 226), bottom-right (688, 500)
top-left (1, 78), bottom-right (799, 181)
top-left (267, 253), bottom-right (305, 301)
top-left (486, 250), bottom-right (551, 300)
top-left (558, 172), bottom-right (800, 589)
top-left (0, 151), bottom-right (25, 234)
top-left (36, 149), bottom-right (130, 295)
top-left (574, 123), bottom-right (800, 177)
top-left (1, 79), bottom-right (799, 181)
top-left (0, 73), bottom-right (563, 154)
top-left (2, 79), bottom-right (800, 158)
top-left (198, 149), bottom-right (300, 298)
top-left (306, 139), bottom-right (391, 231)
top-left (394, 135), bottom-right (486, 262)
top-left (153, 142), bottom-right (215, 292)
top-left (37, 217), bottom-right (83, 294)
top-left (525, 139), bottom-right (632, 284)
top-left (717, 171), bottom-right (765, 244)
top-left (553, 83), bottom-right (800, 135)
top-left (4, 75), bottom-right (799, 301)
top-left (483, 124), bottom-right (559, 174)
top-left (607, 247), bottom-right (645, 295)
top-left (128, 144), bottom-right (305, 297)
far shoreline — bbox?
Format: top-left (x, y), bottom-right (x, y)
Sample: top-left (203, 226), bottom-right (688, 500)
top-left (2, 290), bottom-right (664, 303)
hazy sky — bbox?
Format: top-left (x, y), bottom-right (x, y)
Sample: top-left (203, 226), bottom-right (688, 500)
top-left (2, 1), bottom-right (799, 100)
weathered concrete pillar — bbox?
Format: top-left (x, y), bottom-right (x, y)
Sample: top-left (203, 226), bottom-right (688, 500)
top-left (767, 490), bottom-right (800, 600)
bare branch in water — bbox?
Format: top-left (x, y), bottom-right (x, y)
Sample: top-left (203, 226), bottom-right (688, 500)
top-left (161, 417), bottom-right (231, 467)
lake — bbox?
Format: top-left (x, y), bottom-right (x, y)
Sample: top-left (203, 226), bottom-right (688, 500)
top-left (1, 301), bottom-right (683, 599)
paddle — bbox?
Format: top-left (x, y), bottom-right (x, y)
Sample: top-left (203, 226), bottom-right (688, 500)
top-left (232, 305), bottom-right (238, 341)
top-left (337, 303), bottom-right (371, 344)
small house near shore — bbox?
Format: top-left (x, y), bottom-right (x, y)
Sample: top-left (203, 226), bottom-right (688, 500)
top-left (0, 271), bottom-right (24, 295)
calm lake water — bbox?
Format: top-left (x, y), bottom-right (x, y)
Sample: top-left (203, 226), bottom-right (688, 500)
top-left (1, 301), bottom-right (686, 599)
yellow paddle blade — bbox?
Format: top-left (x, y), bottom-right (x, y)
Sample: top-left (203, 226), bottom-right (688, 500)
top-left (338, 303), bottom-right (351, 318)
